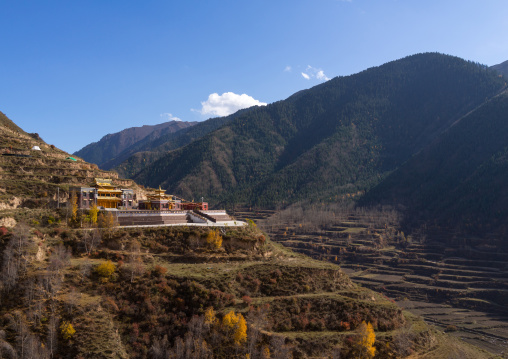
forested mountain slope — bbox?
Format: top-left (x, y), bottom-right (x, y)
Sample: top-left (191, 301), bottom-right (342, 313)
top-left (362, 90), bottom-right (508, 240)
top-left (491, 59), bottom-right (508, 78)
top-left (74, 120), bottom-right (196, 168)
top-left (111, 115), bottom-right (239, 177)
top-left (130, 53), bottom-right (506, 207)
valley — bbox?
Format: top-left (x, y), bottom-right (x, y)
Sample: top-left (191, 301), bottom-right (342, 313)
top-left (231, 206), bottom-right (508, 356)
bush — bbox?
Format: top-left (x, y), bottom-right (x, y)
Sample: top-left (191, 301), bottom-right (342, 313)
top-left (242, 295), bottom-right (252, 305)
top-left (60, 321), bottom-right (76, 340)
top-left (445, 324), bottom-right (458, 332)
top-left (95, 260), bottom-right (116, 282)
top-left (152, 265), bottom-right (167, 277)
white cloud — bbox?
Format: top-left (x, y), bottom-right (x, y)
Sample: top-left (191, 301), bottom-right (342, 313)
top-left (284, 65), bottom-right (292, 72)
top-left (316, 70), bottom-right (330, 81)
top-left (160, 113), bottom-right (182, 122)
top-left (301, 66), bottom-right (330, 82)
top-left (194, 92), bottom-right (267, 117)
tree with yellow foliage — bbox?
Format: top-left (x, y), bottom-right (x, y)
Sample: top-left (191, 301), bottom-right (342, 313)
top-left (234, 314), bottom-right (247, 345)
top-left (222, 310), bottom-right (247, 345)
top-left (60, 321), bottom-right (76, 340)
top-left (204, 307), bottom-right (218, 326)
top-left (68, 190), bottom-right (78, 224)
top-left (206, 229), bottom-right (223, 250)
top-left (98, 211), bottom-right (117, 239)
top-left (95, 260), bottom-right (116, 283)
top-left (353, 321), bottom-right (376, 358)
top-left (261, 345), bottom-right (271, 359)
top-left (89, 203), bottom-right (99, 225)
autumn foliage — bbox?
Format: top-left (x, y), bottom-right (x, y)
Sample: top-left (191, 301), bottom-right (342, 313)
top-left (60, 321), bottom-right (76, 340)
top-left (353, 321), bottom-right (376, 358)
top-left (206, 229), bottom-right (223, 249)
top-left (95, 260), bottom-right (116, 282)
top-left (222, 310), bottom-right (247, 345)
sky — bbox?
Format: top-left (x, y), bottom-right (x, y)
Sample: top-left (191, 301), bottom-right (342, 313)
top-left (1, 1), bottom-right (508, 153)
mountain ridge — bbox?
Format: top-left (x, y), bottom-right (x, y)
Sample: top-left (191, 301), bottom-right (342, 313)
top-left (127, 53), bottom-right (505, 208)
top-left (74, 120), bottom-right (197, 167)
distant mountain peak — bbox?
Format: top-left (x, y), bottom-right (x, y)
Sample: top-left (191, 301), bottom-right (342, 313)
top-left (74, 120), bottom-right (197, 167)
top-left (491, 59), bottom-right (508, 78)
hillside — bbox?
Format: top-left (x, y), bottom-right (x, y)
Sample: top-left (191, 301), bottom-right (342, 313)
top-left (491, 59), bottom-right (508, 79)
top-left (0, 211), bottom-right (493, 358)
top-left (362, 90), bottom-right (508, 240)
top-left (109, 107), bottom-right (264, 179)
top-left (110, 115), bottom-right (234, 177)
top-left (0, 111), bottom-right (27, 134)
top-left (0, 112), bottom-right (496, 358)
top-left (125, 53), bottom-right (505, 208)
top-left (0, 113), bottom-right (144, 210)
top-left (74, 120), bottom-right (197, 168)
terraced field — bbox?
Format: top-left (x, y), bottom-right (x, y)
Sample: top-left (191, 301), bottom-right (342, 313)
top-left (0, 124), bottom-right (141, 208)
top-left (234, 206), bottom-right (508, 355)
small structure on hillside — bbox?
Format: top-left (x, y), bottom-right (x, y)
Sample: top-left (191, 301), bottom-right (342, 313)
top-left (139, 187), bottom-right (208, 211)
top-left (31, 146), bottom-right (41, 151)
top-left (70, 178), bottom-right (135, 210)
top-left (139, 186), bottom-right (181, 210)
top-left (69, 179), bottom-right (239, 227)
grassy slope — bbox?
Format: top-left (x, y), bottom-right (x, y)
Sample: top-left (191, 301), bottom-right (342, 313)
top-left (0, 110), bottom-right (26, 134)
top-left (0, 215), bottom-right (497, 358)
top-left (0, 112), bottom-right (142, 208)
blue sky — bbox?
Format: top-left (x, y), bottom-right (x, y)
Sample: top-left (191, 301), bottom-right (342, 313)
top-left (1, 1), bottom-right (508, 153)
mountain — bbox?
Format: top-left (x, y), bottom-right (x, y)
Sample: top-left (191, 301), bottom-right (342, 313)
top-left (0, 110), bottom-right (27, 134)
top-left (126, 53), bottom-right (505, 207)
top-left (361, 89), bottom-right (508, 240)
top-left (109, 107), bottom-right (263, 178)
top-left (74, 120), bottom-right (197, 168)
top-left (0, 112), bottom-right (143, 209)
top-left (110, 115), bottom-right (235, 177)
top-left (491, 59), bottom-right (508, 78)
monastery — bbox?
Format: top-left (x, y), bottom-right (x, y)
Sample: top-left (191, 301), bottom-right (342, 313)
top-left (70, 178), bottom-right (241, 227)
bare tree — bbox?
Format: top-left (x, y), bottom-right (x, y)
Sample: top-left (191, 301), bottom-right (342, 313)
top-left (46, 315), bottom-right (58, 358)
top-left (127, 240), bottom-right (144, 283)
top-left (1, 223), bottom-right (31, 292)
top-left (82, 228), bottom-right (101, 255)
top-left (48, 243), bottom-right (71, 272)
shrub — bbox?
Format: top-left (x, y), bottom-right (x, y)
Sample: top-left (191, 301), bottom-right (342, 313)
top-left (152, 265), bottom-right (167, 277)
top-left (95, 260), bottom-right (116, 282)
top-left (60, 321), bottom-right (76, 340)
top-left (445, 324), bottom-right (458, 332)
top-left (242, 295), bottom-right (252, 306)
top-left (0, 227), bottom-right (8, 236)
